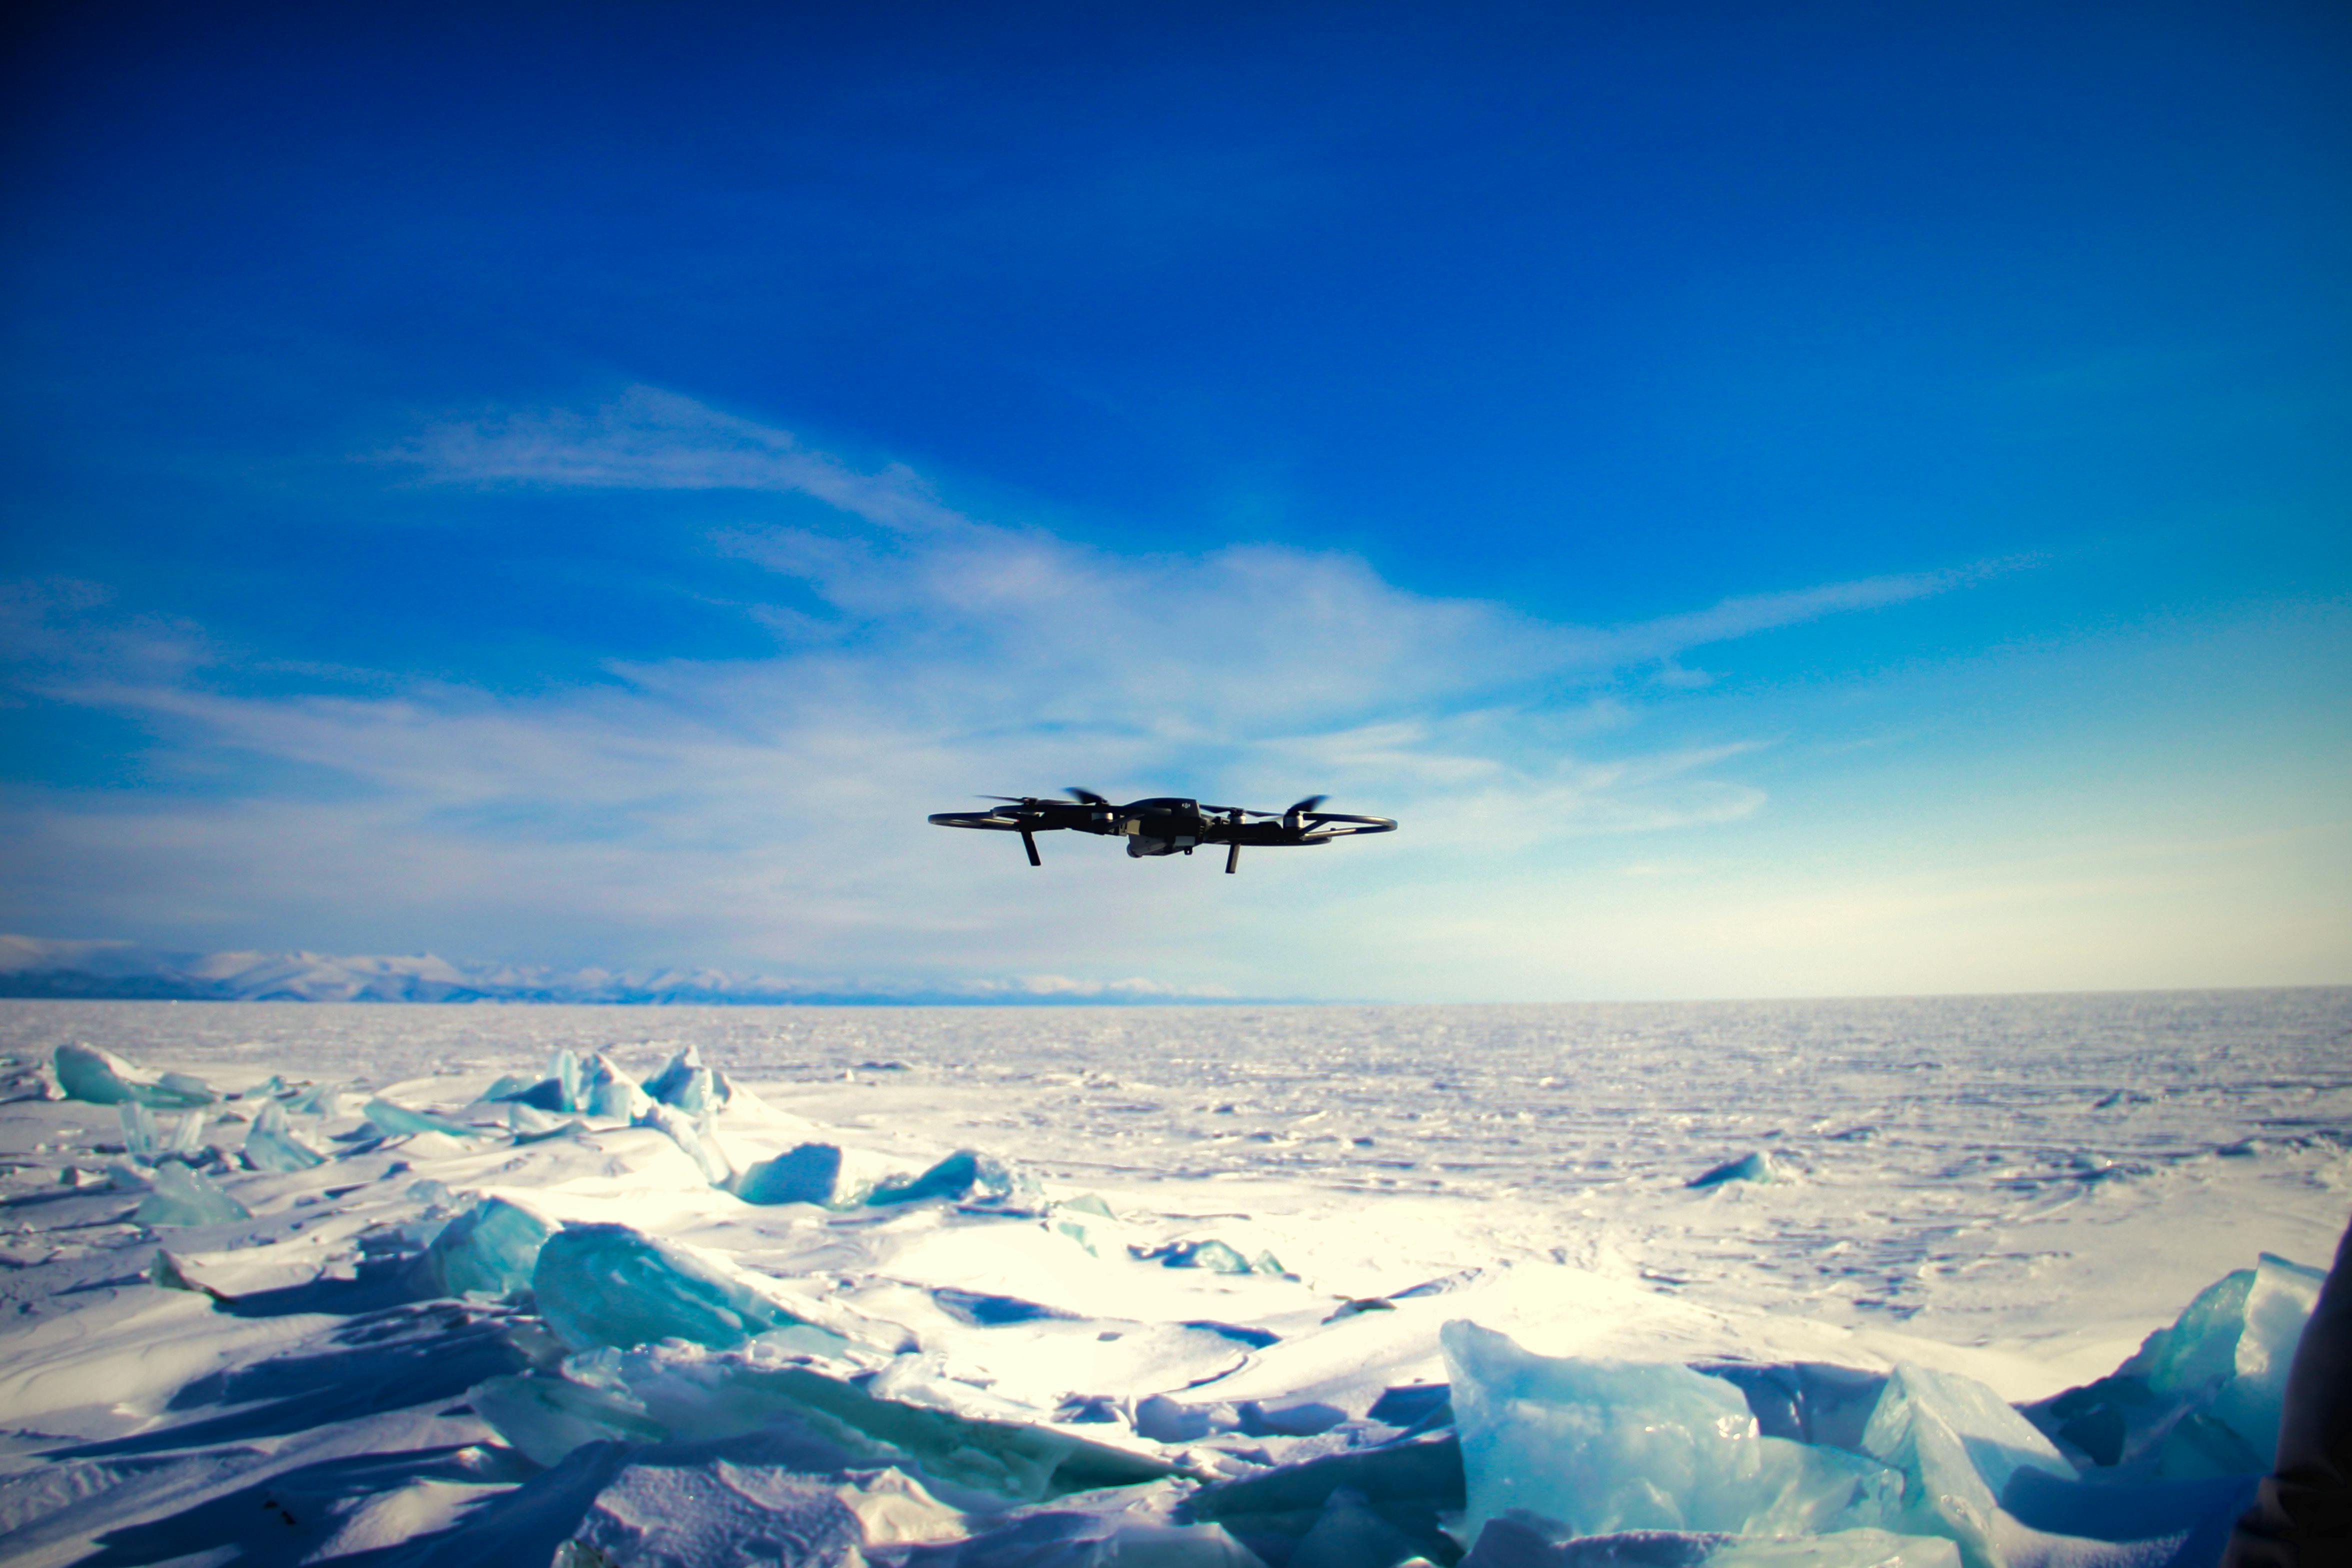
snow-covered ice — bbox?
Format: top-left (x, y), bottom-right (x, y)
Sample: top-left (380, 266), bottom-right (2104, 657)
top-left (0, 990), bottom-right (2344, 1566)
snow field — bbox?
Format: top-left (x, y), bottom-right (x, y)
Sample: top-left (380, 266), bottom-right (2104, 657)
top-left (0, 992), bottom-right (2344, 1566)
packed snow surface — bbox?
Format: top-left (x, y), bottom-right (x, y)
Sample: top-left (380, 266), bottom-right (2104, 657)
top-left (0, 991), bottom-right (2346, 1567)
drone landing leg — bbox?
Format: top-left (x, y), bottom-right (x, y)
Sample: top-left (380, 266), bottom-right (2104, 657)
top-left (1224, 843), bottom-right (1240, 874)
top-left (1021, 831), bottom-right (1041, 868)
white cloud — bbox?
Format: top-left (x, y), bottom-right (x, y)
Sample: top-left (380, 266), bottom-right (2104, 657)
top-left (1, 390), bottom-right (1996, 993)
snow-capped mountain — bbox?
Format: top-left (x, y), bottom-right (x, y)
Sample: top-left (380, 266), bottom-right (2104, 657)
top-left (0, 935), bottom-right (1217, 1004)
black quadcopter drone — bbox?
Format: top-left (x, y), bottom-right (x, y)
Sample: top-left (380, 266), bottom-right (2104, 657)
top-left (929, 789), bottom-right (1398, 874)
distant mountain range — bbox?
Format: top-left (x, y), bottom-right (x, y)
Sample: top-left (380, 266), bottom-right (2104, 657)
top-left (0, 935), bottom-right (1226, 1006)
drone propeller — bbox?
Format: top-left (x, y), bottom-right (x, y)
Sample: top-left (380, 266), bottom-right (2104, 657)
top-left (1066, 788), bottom-right (1111, 806)
top-left (1282, 794), bottom-right (1327, 831)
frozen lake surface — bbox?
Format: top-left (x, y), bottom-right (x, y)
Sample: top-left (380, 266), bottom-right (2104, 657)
top-left (0, 990), bottom-right (2346, 1565)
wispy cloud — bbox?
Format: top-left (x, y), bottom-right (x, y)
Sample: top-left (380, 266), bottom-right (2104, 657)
top-left (1, 390), bottom-right (1996, 989)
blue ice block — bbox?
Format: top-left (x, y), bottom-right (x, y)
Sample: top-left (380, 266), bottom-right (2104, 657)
top-left (134, 1160), bottom-right (252, 1226)
top-left (119, 1102), bottom-right (206, 1164)
top-left (1857, 1364), bottom-right (2072, 1568)
top-left (422, 1196), bottom-right (560, 1300)
top-left (641, 1046), bottom-right (731, 1114)
top-left (54, 1043), bottom-right (216, 1108)
top-left (2123, 1252), bottom-right (2325, 1470)
top-left (636, 1101), bottom-right (730, 1184)
top-left (1689, 1151), bottom-right (1794, 1188)
top-left (1442, 1320), bottom-right (1898, 1545)
top-left (364, 1098), bottom-right (481, 1139)
top-left (867, 1148), bottom-right (1030, 1207)
top-left (240, 1101), bottom-right (326, 1172)
top-left (728, 1142), bottom-right (852, 1206)
top-left (582, 1052), bottom-right (652, 1120)
top-left (531, 1222), bottom-right (806, 1351)
top-left (468, 1370), bottom-right (668, 1468)
top-left (550, 1048), bottom-right (586, 1112)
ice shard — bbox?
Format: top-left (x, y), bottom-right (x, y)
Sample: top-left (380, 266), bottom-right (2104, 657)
top-left (582, 1052), bottom-right (652, 1120)
top-left (1689, 1152), bottom-right (1794, 1189)
top-left (1133, 1239), bottom-right (1286, 1275)
top-left (868, 1149), bottom-right (1032, 1208)
top-left (729, 1142), bottom-right (856, 1206)
top-left (469, 1370), bottom-right (670, 1467)
top-left (2020, 1250), bottom-right (2330, 1481)
top-left (282, 1081), bottom-right (344, 1118)
top-left (364, 1097), bottom-right (482, 1139)
top-left (1856, 1363), bottom-right (2072, 1568)
top-left (642, 1045), bottom-right (732, 1114)
top-left (638, 1100), bottom-right (732, 1184)
top-left (134, 1160), bottom-right (252, 1226)
top-left (2126, 1252), bottom-right (2324, 1470)
top-left (118, 1101), bottom-right (206, 1163)
top-left (422, 1196), bottom-right (558, 1300)
top-left (550, 1048), bottom-right (586, 1112)
top-left (53, 1043), bottom-right (216, 1108)
top-left (1442, 1320), bottom-right (1898, 1545)
top-left (532, 1222), bottom-right (810, 1351)
top-left (240, 1100), bottom-right (326, 1172)
top-left (472, 1345), bottom-right (1178, 1507)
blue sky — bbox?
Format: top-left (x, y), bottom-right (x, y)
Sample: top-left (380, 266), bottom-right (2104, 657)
top-left (2, 2), bottom-right (2346, 1000)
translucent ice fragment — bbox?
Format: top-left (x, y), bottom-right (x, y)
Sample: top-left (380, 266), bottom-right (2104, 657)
top-left (118, 1102), bottom-right (206, 1164)
top-left (1049, 1194), bottom-right (1128, 1257)
top-left (1134, 1239), bottom-right (1278, 1274)
top-left (594, 1350), bottom-right (1174, 1504)
top-left (582, 1052), bottom-right (652, 1120)
top-left (550, 1048), bottom-right (585, 1112)
top-left (469, 1370), bottom-right (667, 1467)
top-left (481, 1073), bottom-right (532, 1102)
top-left (2122, 1252), bottom-right (2325, 1470)
top-left (637, 1100), bottom-right (731, 1184)
top-left (282, 1082), bottom-right (344, 1118)
top-left (134, 1160), bottom-right (252, 1226)
top-left (532, 1222), bottom-right (808, 1351)
top-left (364, 1098), bottom-right (480, 1139)
top-left (1442, 1320), bottom-right (1897, 1546)
top-left (240, 1101), bottom-right (326, 1172)
top-left (1690, 1152), bottom-right (1794, 1188)
top-left (422, 1196), bottom-right (558, 1300)
top-left (506, 1100), bottom-right (584, 1141)
top-left (146, 1248), bottom-right (228, 1300)
top-left (730, 1142), bottom-right (852, 1206)
top-left (1858, 1363), bottom-right (2072, 1568)
top-left (642, 1045), bottom-right (731, 1114)
top-left (54, 1042), bottom-right (216, 1108)
top-left (868, 1148), bottom-right (1030, 1208)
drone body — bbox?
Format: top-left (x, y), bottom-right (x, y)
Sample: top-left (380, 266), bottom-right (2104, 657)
top-left (928, 789), bottom-right (1396, 873)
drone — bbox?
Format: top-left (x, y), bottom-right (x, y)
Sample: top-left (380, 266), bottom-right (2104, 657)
top-left (929, 789), bottom-right (1398, 874)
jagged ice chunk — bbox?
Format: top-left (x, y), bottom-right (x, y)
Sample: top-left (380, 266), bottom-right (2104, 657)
top-left (134, 1160), bottom-right (252, 1226)
top-left (1442, 1320), bottom-right (1898, 1545)
top-left (53, 1042), bottom-right (216, 1108)
top-left (532, 1222), bottom-right (807, 1351)
top-left (240, 1100), bottom-right (325, 1172)
top-left (1856, 1363), bottom-right (2072, 1568)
